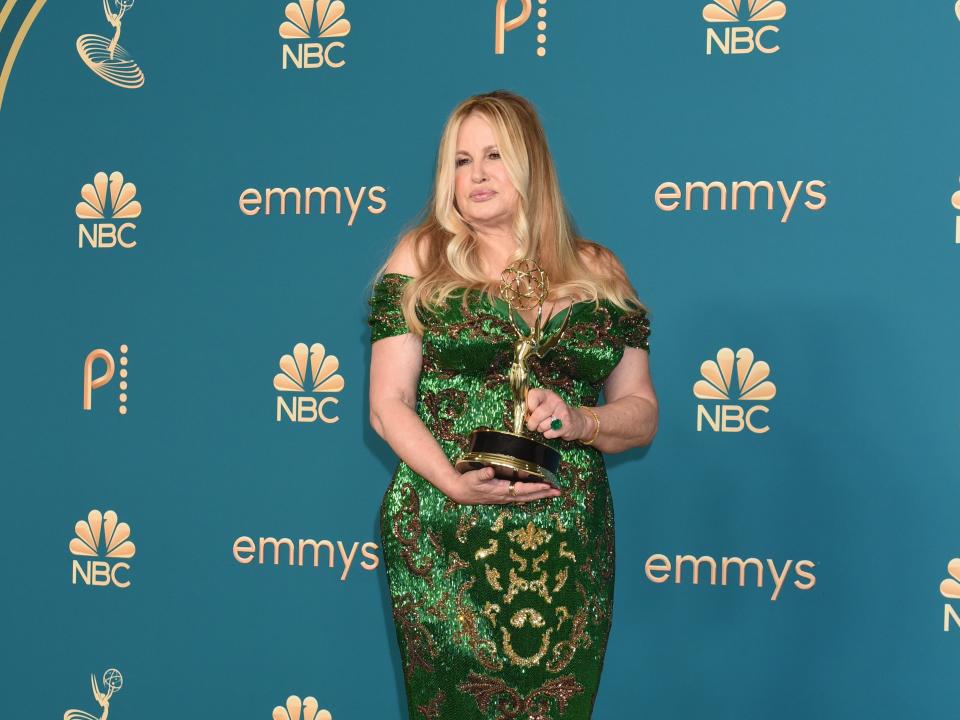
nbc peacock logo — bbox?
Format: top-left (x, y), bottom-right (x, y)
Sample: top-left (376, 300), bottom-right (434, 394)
top-left (279, 0), bottom-right (351, 70)
top-left (274, 342), bottom-right (344, 423)
top-left (77, 0), bottom-right (144, 88)
top-left (70, 510), bottom-right (136, 589)
top-left (273, 696), bottom-right (332, 720)
top-left (694, 347), bottom-right (777, 434)
top-left (703, 0), bottom-right (786, 55)
top-left (940, 559), bottom-right (960, 631)
top-left (76, 171), bottom-right (141, 249)
top-left (951, 180), bottom-right (960, 244)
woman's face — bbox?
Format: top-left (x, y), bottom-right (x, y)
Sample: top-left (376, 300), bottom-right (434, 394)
top-left (453, 112), bottom-right (520, 232)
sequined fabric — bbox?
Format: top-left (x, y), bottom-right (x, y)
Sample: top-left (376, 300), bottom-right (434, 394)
top-left (368, 272), bottom-right (650, 719)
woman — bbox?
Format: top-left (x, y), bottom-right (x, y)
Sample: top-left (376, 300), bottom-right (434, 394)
top-left (367, 90), bottom-right (657, 719)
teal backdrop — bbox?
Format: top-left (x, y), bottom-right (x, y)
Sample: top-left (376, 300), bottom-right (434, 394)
top-left (2, 1), bottom-right (959, 718)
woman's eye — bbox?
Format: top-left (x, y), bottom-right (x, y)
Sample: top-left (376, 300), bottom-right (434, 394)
top-left (456, 158), bottom-right (469, 167)
top-left (489, 152), bottom-right (500, 159)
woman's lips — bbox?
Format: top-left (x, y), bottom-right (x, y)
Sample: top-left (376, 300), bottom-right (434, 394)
top-left (471, 190), bottom-right (496, 201)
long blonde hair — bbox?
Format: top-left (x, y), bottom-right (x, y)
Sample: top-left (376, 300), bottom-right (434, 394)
top-left (372, 89), bottom-right (645, 335)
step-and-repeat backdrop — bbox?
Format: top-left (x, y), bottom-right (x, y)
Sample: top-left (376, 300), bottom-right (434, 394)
top-left (1, 1), bottom-right (959, 718)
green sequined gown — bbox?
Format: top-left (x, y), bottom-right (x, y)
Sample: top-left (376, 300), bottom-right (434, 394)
top-left (367, 272), bottom-right (651, 720)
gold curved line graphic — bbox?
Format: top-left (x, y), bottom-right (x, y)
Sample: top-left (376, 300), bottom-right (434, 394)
top-left (0, 0), bottom-right (20, 34)
top-left (0, 0), bottom-right (47, 113)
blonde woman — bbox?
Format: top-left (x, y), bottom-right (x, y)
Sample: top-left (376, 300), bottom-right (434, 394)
top-left (367, 90), bottom-right (657, 719)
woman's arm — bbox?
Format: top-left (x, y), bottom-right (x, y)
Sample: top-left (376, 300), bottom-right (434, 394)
top-left (525, 346), bottom-right (658, 454)
top-left (579, 346), bottom-right (658, 453)
top-left (369, 331), bottom-right (460, 494)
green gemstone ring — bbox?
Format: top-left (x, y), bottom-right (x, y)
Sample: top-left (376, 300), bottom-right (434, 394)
top-left (550, 417), bottom-right (563, 431)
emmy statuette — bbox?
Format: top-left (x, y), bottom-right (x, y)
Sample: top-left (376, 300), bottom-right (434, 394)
top-left (455, 258), bottom-right (572, 485)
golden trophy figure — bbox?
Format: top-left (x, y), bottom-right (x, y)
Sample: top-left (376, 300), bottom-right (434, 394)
top-left (455, 258), bottom-right (572, 484)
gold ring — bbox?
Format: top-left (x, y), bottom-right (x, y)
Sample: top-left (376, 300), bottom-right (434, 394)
top-left (508, 481), bottom-right (517, 497)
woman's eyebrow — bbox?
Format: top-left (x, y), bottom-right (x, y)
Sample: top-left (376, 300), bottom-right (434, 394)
top-left (456, 145), bottom-right (498, 155)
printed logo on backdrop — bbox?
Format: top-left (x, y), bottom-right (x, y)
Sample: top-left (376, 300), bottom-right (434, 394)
top-left (77, 0), bottom-right (145, 88)
top-left (940, 558), bottom-right (960, 631)
top-left (644, 552), bottom-right (816, 601)
top-left (70, 510), bottom-right (135, 589)
top-left (703, 0), bottom-right (786, 55)
top-left (274, 342), bottom-right (344, 423)
top-left (280, 0), bottom-right (351, 70)
top-left (273, 695), bottom-right (332, 720)
top-left (83, 344), bottom-right (130, 414)
top-left (655, 179), bottom-right (827, 223)
top-left (65, 668), bottom-right (123, 720)
top-left (233, 534), bottom-right (379, 580)
top-left (77, 171), bottom-right (141, 249)
top-left (951, 180), bottom-right (960, 243)
top-left (694, 348), bottom-right (776, 433)
top-left (238, 184), bottom-right (387, 226)
top-left (495, 0), bottom-right (548, 57)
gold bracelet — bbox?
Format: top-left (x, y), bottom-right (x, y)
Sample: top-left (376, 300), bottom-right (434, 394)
top-left (580, 406), bottom-right (600, 445)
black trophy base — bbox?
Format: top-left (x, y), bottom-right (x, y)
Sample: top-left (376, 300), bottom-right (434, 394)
top-left (455, 427), bottom-right (561, 484)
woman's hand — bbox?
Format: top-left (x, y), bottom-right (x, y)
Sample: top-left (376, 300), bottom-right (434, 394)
top-left (441, 466), bottom-right (562, 505)
top-left (525, 388), bottom-right (591, 441)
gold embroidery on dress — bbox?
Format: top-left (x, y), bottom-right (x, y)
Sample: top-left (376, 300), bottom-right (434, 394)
top-left (474, 539), bottom-right (498, 560)
top-left (392, 593), bottom-right (440, 680)
top-left (500, 626), bottom-right (553, 667)
top-left (445, 551), bottom-right (469, 577)
top-left (456, 671), bottom-right (584, 720)
top-left (456, 512), bottom-right (477, 544)
top-left (454, 577), bottom-right (503, 671)
top-left (416, 689), bottom-right (445, 720)
top-left (546, 608), bottom-right (592, 673)
top-left (391, 483), bottom-right (434, 583)
top-left (485, 564), bottom-right (503, 591)
top-left (507, 521), bottom-right (552, 551)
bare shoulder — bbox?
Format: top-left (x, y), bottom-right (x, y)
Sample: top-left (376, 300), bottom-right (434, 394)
top-left (384, 230), bottom-right (425, 277)
top-left (577, 240), bottom-right (628, 280)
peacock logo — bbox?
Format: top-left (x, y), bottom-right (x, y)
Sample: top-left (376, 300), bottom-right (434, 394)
top-left (274, 342), bottom-right (344, 423)
top-left (76, 171), bottom-right (141, 249)
top-left (951, 179), bottom-right (960, 244)
top-left (703, 0), bottom-right (786, 55)
top-left (70, 510), bottom-right (135, 588)
top-left (941, 559), bottom-right (960, 631)
top-left (703, 0), bottom-right (786, 23)
top-left (279, 0), bottom-right (351, 70)
top-left (272, 696), bottom-right (332, 720)
top-left (694, 348), bottom-right (776, 434)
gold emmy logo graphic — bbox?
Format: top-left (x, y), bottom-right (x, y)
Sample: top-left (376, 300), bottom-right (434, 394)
top-left (644, 553), bottom-right (816, 602)
top-left (64, 668), bottom-right (123, 720)
top-left (694, 348), bottom-right (776, 433)
top-left (655, 179), bottom-right (827, 223)
top-left (77, 0), bottom-right (144, 88)
top-left (703, 0), bottom-right (786, 55)
top-left (77, 171), bottom-right (141, 249)
top-left (951, 180), bottom-right (960, 243)
top-left (273, 696), bottom-right (332, 720)
top-left (279, 0), bottom-right (351, 70)
top-left (495, 0), bottom-right (548, 57)
top-left (940, 558), bottom-right (960, 631)
top-left (274, 342), bottom-right (344, 423)
top-left (70, 510), bottom-right (135, 589)
top-left (83, 344), bottom-right (129, 414)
